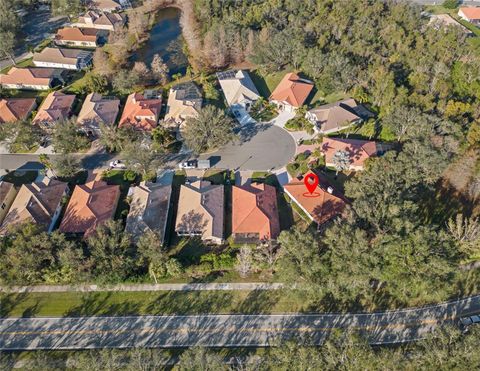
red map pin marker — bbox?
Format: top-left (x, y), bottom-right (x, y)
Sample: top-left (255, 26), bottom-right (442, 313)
top-left (304, 173), bottom-right (319, 194)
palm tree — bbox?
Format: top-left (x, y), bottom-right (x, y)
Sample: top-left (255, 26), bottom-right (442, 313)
top-left (332, 149), bottom-right (351, 175)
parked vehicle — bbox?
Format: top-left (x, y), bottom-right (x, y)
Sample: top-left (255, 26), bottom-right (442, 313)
top-left (459, 315), bottom-right (480, 332)
top-left (178, 160), bottom-right (197, 169)
top-left (109, 160), bottom-right (127, 169)
top-left (197, 159), bottom-right (211, 169)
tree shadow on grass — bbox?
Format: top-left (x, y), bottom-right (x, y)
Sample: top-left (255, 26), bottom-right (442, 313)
top-left (63, 293), bottom-right (141, 317)
top-left (145, 291), bottom-right (235, 315)
top-left (235, 289), bottom-right (283, 314)
top-left (0, 293), bottom-right (29, 317)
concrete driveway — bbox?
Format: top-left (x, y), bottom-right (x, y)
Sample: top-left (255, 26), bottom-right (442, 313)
top-left (199, 123), bottom-right (296, 171)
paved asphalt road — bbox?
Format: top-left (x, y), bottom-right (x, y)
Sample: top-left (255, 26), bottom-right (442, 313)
top-left (1, 295), bottom-right (480, 350)
top-left (199, 123), bottom-right (296, 171)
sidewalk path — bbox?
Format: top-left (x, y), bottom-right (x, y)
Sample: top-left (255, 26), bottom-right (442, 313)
top-left (0, 282), bottom-right (285, 293)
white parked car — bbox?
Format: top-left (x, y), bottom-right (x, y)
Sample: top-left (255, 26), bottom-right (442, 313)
top-left (178, 160), bottom-right (198, 169)
top-left (109, 160), bottom-right (127, 169)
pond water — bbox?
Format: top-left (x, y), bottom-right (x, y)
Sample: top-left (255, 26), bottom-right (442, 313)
top-left (133, 7), bottom-right (189, 76)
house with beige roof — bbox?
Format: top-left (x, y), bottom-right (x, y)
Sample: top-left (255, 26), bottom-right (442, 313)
top-left (33, 47), bottom-right (93, 70)
top-left (0, 67), bottom-right (63, 90)
top-left (217, 70), bottom-right (260, 125)
top-left (90, 0), bottom-right (123, 12)
top-left (320, 137), bottom-right (380, 171)
top-left (119, 91), bottom-right (162, 131)
top-left (0, 182), bottom-right (19, 225)
top-left (269, 73), bottom-right (314, 113)
top-left (429, 14), bottom-right (472, 35)
top-left (0, 176), bottom-right (68, 235)
top-left (74, 10), bottom-right (125, 31)
top-left (306, 98), bottom-right (373, 134)
top-left (175, 180), bottom-right (224, 244)
top-left (0, 98), bottom-right (37, 124)
top-left (164, 82), bottom-right (202, 128)
top-left (283, 171), bottom-right (347, 226)
top-left (55, 27), bottom-right (105, 48)
top-left (125, 181), bottom-right (172, 244)
top-left (77, 93), bottom-right (120, 137)
top-left (232, 183), bottom-right (280, 243)
top-left (59, 172), bottom-right (120, 237)
top-left (33, 92), bottom-right (76, 132)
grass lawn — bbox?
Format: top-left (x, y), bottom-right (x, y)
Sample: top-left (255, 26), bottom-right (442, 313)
top-left (249, 69), bottom-right (286, 98)
top-left (327, 120), bottom-right (397, 143)
top-left (0, 290), bottom-right (304, 317)
top-left (2, 170), bottom-right (38, 185)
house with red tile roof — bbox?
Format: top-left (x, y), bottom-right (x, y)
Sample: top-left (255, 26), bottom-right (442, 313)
top-left (232, 183), bottom-right (280, 243)
top-left (59, 172), bottom-right (120, 237)
top-left (55, 27), bottom-right (104, 48)
top-left (321, 137), bottom-right (379, 171)
top-left (458, 7), bottom-right (480, 25)
top-left (33, 92), bottom-right (76, 132)
top-left (0, 67), bottom-right (63, 90)
top-left (118, 91), bottom-right (162, 131)
top-left (283, 171), bottom-right (346, 225)
top-left (0, 176), bottom-right (68, 235)
top-left (0, 98), bottom-right (37, 124)
top-left (269, 73), bottom-right (314, 112)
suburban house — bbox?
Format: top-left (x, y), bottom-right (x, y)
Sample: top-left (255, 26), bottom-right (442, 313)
top-left (269, 73), bottom-right (314, 112)
top-left (320, 137), bottom-right (380, 171)
top-left (217, 70), bottom-right (260, 125)
top-left (164, 82), bottom-right (202, 128)
top-left (33, 91), bottom-right (76, 132)
top-left (232, 183), bottom-right (280, 243)
top-left (59, 172), bottom-right (120, 237)
top-left (73, 10), bottom-right (125, 31)
top-left (118, 91), bottom-right (162, 131)
top-left (458, 7), bottom-right (480, 25)
top-left (175, 180), bottom-right (224, 244)
top-left (90, 0), bottom-right (123, 12)
top-left (77, 93), bottom-right (120, 137)
top-left (0, 176), bottom-right (68, 235)
top-left (33, 47), bottom-right (93, 70)
top-left (0, 182), bottom-right (19, 225)
top-left (55, 27), bottom-right (105, 48)
top-left (125, 181), bottom-right (172, 244)
top-left (429, 14), bottom-right (472, 35)
top-left (306, 98), bottom-right (372, 134)
top-left (0, 98), bottom-right (37, 123)
top-left (0, 67), bottom-right (63, 90)
top-left (283, 171), bottom-right (347, 226)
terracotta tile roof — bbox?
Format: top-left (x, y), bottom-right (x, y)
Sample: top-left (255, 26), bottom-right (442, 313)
top-left (283, 171), bottom-right (347, 225)
top-left (118, 92), bottom-right (162, 131)
top-left (59, 173), bottom-right (120, 237)
top-left (0, 98), bottom-right (36, 123)
top-left (232, 183), bottom-right (280, 240)
top-left (33, 91), bottom-right (75, 125)
top-left (56, 27), bottom-right (99, 43)
top-left (321, 137), bottom-right (378, 170)
top-left (269, 73), bottom-right (314, 108)
top-left (459, 7), bottom-right (480, 20)
top-left (77, 92), bottom-right (120, 129)
top-left (0, 177), bottom-right (68, 235)
top-left (125, 182), bottom-right (172, 244)
top-left (0, 67), bottom-right (57, 87)
top-left (175, 181), bottom-right (224, 242)
top-left (33, 47), bottom-right (93, 66)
